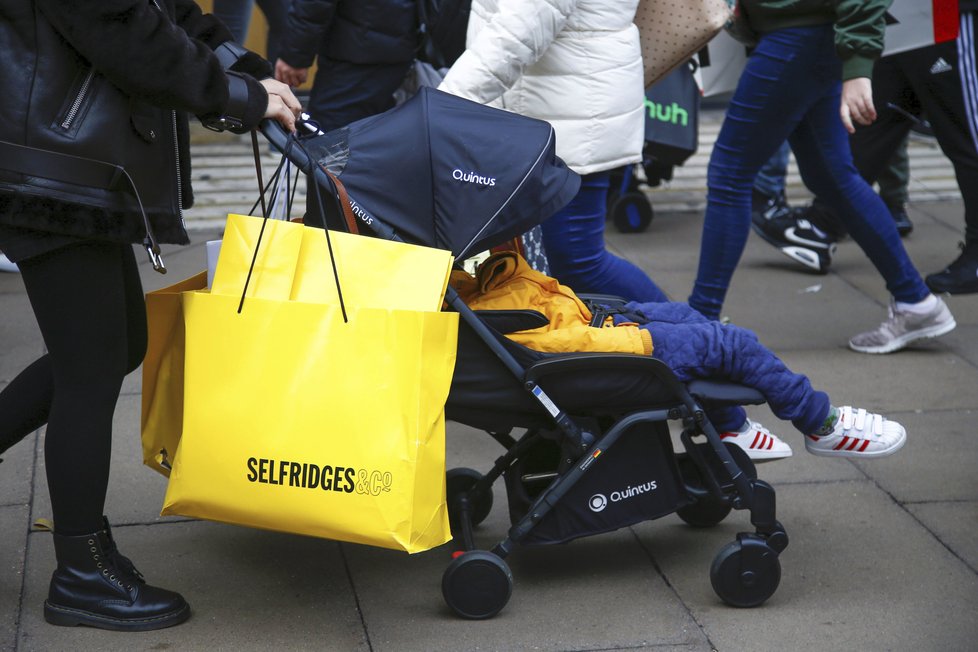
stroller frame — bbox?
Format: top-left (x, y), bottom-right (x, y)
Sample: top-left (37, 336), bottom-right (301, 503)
top-left (441, 294), bottom-right (788, 618)
top-left (260, 118), bottom-right (789, 621)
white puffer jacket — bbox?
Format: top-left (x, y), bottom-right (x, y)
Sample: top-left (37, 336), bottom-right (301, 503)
top-left (438, 0), bottom-right (645, 175)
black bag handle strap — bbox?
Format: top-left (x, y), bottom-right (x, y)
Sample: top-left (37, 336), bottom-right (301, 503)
top-left (236, 130), bottom-right (348, 323)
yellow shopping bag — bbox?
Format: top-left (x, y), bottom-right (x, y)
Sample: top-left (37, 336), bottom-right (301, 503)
top-left (142, 214), bottom-right (458, 553)
top-left (141, 271), bottom-right (208, 475)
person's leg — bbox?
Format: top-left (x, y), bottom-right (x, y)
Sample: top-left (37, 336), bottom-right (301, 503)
top-left (14, 242), bottom-right (189, 630)
top-left (211, 0), bottom-right (255, 44)
top-left (756, 51), bottom-right (919, 264)
top-left (877, 135), bottom-right (910, 207)
top-left (689, 27), bottom-right (825, 319)
top-left (787, 81), bottom-right (931, 306)
top-left (14, 242), bottom-right (146, 534)
top-left (877, 135), bottom-right (913, 235)
top-left (916, 18), bottom-right (978, 292)
top-left (541, 172), bottom-right (669, 302)
top-left (633, 302), bottom-right (904, 457)
top-left (753, 142), bottom-right (790, 200)
top-left (787, 77), bottom-right (954, 352)
top-left (631, 305), bottom-right (830, 435)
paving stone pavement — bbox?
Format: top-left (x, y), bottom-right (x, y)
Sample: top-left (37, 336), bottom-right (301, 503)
top-left (0, 111), bottom-right (976, 652)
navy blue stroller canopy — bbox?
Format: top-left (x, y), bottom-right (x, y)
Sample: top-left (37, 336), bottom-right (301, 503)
top-left (266, 87), bottom-right (581, 259)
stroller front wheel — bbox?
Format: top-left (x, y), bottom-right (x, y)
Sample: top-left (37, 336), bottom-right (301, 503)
top-left (442, 551), bottom-right (513, 619)
top-left (710, 538), bottom-right (781, 608)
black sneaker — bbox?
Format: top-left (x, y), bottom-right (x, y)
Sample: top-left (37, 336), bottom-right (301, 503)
top-left (751, 208), bottom-right (838, 274)
top-left (751, 189), bottom-right (791, 224)
top-left (925, 241), bottom-right (978, 294)
top-left (886, 202), bottom-right (914, 237)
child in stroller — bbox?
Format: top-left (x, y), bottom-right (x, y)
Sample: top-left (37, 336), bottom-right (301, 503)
top-left (452, 250), bottom-right (906, 462)
top-left (442, 250), bottom-right (904, 619)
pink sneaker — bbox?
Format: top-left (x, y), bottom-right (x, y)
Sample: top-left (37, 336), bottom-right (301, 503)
top-left (805, 406), bottom-right (906, 458)
top-left (720, 419), bottom-right (793, 462)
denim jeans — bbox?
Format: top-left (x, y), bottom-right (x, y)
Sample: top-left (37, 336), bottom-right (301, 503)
top-left (542, 172), bottom-right (669, 303)
top-left (753, 142), bottom-right (790, 198)
top-left (689, 25), bottom-right (930, 320)
top-left (618, 301), bottom-right (830, 434)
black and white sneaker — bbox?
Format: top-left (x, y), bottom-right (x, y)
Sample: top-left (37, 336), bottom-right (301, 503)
top-left (751, 208), bottom-right (837, 274)
top-left (751, 189), bottom-right (792, 224)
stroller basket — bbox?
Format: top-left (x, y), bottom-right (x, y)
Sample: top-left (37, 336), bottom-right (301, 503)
top-left (261, 92), bottom-right (789, 620)
top-left (502, 422), bottom-right (688, 545)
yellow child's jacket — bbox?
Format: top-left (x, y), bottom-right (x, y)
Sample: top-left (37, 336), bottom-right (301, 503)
top-left (450, 251), bottom-right (653, 355)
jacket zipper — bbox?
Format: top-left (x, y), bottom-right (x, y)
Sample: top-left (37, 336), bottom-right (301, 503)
top-left (60, 69), bottom-right (95, 130)
top-left (150, 0), bottom-right (183, 226)
top-left (171, 109), bottom-right (184, 227)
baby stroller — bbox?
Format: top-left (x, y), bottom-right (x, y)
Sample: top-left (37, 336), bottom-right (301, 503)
top-left (262, 88), bottom-right (788, 619)
top-left (607, 61), bottom-right (701, 233)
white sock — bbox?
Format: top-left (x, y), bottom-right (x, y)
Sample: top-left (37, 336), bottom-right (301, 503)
top-left (895, 294), bottom-right (937, 314)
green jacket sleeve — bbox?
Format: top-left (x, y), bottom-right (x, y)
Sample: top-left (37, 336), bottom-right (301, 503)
top-left (834, 0), bottom-right (893, 80)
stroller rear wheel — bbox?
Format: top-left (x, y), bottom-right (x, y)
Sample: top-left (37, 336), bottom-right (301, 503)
top-left (710, 537), bottom-right (781, 608)
top-left (676, 493), bottom-right (732, 528)
top-left (609, 191), bottom-right (654, 233)
top-left (446, 468), bottom-right (494, 530)
top-left (676, 443), bottom-right (756, 527)
top-left (442, 551), bottom-right (513, 619)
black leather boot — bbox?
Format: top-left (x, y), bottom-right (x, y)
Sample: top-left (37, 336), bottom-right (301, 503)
top-left (44, 518), bottom-right (190, 631)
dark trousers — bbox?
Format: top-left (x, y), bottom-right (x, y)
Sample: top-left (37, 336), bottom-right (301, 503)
top-left (306, 57), bottom-right (413, 132)
top-left (0, 241), bottom-right (146, 535)
top-left (810, 16), bottom-right (978, 244)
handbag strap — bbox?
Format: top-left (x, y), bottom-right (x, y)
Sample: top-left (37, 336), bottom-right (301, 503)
top-left (325, 169), bottom-right (360, 235)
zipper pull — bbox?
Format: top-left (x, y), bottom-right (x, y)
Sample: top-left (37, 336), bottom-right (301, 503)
top-left (143, 237), bottom-right (167, 274)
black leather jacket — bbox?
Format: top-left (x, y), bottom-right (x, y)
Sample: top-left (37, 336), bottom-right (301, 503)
top-left (0, 0), bottom-right (271, 254)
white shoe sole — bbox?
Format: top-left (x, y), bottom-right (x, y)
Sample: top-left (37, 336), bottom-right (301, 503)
top-left (749, 450), bottom-right (793, 463)
top-left (806, 431), bottom-right (906, 459)
top-left (848, 317), bottom-right (957, 354)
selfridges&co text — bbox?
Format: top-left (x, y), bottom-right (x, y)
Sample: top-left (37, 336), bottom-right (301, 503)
top-left (246, 457), bottom-right (393, 496)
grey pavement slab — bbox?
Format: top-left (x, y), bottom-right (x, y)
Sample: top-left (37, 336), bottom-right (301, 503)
top-left (635, 480), bottom-right (978, 651)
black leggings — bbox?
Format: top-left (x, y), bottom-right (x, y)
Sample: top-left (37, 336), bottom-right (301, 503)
top-left (0, 241), bottom-right (146, 534)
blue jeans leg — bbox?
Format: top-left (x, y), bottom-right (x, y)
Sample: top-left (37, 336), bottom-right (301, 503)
top-left (787, 91), bottom-right (930, 303)
top-left (628, 301), bottom-right (830, 435)
top-left (541, 172), bottom-right (668, 303)
top-left (754, 141), bottom-right (791, 198)
top-left (689, 28), bottom-right (824, 319)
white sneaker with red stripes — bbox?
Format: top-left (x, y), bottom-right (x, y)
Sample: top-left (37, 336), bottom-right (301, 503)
top-left (720, 419), bottom-right (793, 462)
top-left (805, 406), bottom-right (906, 458)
